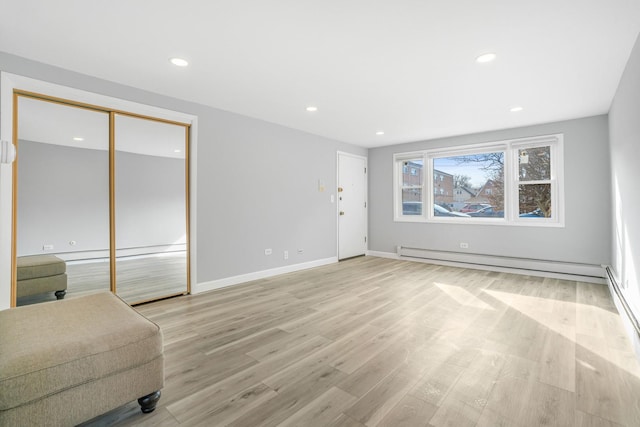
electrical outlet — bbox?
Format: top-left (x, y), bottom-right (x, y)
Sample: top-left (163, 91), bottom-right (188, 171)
top-left (297, 249), bottom-right (304, 255)
top-left (459, 242), bottom-right (469, 249)
top-left (284, 250), bottom-right (289, 260)
top-left (43, 244), bottom-right (54, 251)
top-left (264, 248), bottom-right (272, 256)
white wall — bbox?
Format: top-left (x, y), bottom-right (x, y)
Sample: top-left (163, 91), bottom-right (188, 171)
top-left (0, 51), bottom-right (366, 308)
top-left (115, 150), bottom-right (186, 251)
top-left (16, 141), bottom-right (186, 259)
top-left (609, 34), bottom-right (640, 325)
top-left (368, 115), bottom-right (611, 267)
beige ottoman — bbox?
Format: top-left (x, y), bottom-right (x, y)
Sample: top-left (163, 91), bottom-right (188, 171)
top-left (0, 292), bottom-right (164, 426)
top-left (17, 255), bottom-right (67, 300)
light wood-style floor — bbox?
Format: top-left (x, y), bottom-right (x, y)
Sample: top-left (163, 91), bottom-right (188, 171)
top-left (17, 252), bottom-right (187, 306)
top-left (81, 256), bottom-right (640, 426)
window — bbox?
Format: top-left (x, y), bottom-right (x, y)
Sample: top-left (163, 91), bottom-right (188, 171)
top-left (393, 134), bottom-right (563, 226)
top-left (398, 157), bottom-right (424, 215)
top-left (517, 145), bottom-right (552, 217)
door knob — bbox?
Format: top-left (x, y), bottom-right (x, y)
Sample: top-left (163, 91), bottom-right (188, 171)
top-left (339, 211), bottom-right (345, 216)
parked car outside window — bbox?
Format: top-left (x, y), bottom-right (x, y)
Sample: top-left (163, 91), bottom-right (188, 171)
top-left (519, 208), bottom-right (546, 218)
top-left (434, 204), bottom-right (470, 217)
top-left (468, 206), bottom-right (504, 218)
top-left (402, 202), bottom-right (471, 217)
top-left (459, 203), bottom-right (491, 213)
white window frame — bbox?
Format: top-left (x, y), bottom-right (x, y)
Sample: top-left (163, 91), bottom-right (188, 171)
top-left (394, 152), bottom-right (426, 221)
top-left (393, 134), bottom-right (564, 227)
top-left (509, 136), bottom-right (564, 226)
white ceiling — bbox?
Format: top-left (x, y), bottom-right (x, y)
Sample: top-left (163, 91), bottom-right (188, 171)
top-left (17, 96), bottom-right (187, 159)
top-left (2, 0), bottom-right (640, 148)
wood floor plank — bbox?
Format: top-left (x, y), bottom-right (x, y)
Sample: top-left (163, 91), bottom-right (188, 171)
top-left (225, 365), bottom-right (346, 427)
top-left (574, 410), bottom-right (625, 427)
top-left (326, 414), bottom-right (367, 427)
top-left (263, 323), bottom-right (381, 392)
top-left (276, 386), bottom-right (358, 427)
top-left (537, 329), bottom-right (576, 392)
top-left (575, 333), bottom-right (640, 426)
top-left (170, 382), bottom-right (277, 426)
top-left (376, 394), bottom-right (437, 427)
top-left (343, 365), bottom-right (420, 427)
top-left (409, 360), bottom-right (466, 406)
top-left (165, 335), bottom-right (332, 419)
top-left (78, 257), bottom-right (640, 427)
top-left (337, 341), bottom-right (418, 398)
top-left (480, 376), bottom-right (575, 427)
top-left (428, 350), bottom-right (506, 427)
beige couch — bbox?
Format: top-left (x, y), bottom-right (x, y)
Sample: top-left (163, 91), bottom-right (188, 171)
top-left (16, 254), bottom-right (67, 300)
top-left (0, 292), bottom-right (164, 426)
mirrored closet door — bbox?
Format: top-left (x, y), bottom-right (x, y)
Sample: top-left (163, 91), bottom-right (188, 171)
top-left (12, 93), bottom-right (190, 307)
top-left (114, 114), bottom-right (189, 304)
top-left (15, 97), bottom-right (111, 306)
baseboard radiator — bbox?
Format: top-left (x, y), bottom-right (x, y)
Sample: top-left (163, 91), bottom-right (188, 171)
top-left (396, 246), bottom-right (605, 282)
top-left (605, 266), bottom-right (640, 340)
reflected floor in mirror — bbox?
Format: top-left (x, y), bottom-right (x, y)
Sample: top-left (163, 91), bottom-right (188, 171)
top-left (16, 252), bottom-right (187, 306)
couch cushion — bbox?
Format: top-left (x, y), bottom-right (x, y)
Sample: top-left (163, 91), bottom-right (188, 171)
top-left (16, 274), bottom-right (67, 298)
top-left (0, 292), bottom-right (163, 411)
top-left (16, 255), bottom-right (66, 281)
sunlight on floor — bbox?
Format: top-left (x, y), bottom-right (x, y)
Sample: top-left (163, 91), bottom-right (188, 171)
top-left (483, 288), bottom-right (639, 378)
top-left (434, 282), bottom-right (495, 310)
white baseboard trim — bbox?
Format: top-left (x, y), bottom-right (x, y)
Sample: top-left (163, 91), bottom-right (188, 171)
top-left (366, 250), bottom-right (399, 259)
top-left (35, 243), bottom-right (187, 263)
top-left (366, 249), bottom-right (606, 284)
top-left (604, 266), bottom-right (640, 360)
top-left (194, 257), bottom-right (339, 294)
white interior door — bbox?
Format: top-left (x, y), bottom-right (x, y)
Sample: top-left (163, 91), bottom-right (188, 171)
top-left (338, 152), bottom-right (367, 260)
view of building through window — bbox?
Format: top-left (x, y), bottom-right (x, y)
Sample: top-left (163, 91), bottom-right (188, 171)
top-left (433, 153), bottom-right (505, 217)
top-left (401, 159), bottom-right (423, 215)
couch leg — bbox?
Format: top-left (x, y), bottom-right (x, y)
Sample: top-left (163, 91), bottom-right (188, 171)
top-left (54, 290), bottom-right (66, 300)
top-left (138, 391), bottom-right (161, 414)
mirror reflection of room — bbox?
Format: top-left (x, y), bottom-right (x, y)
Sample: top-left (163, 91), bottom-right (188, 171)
top-left (114, 114), bottom-right (188, 304)
top-left (16, 97), bottom-right (110, 306)
top-left (15, 96), bottom-right (189, 306)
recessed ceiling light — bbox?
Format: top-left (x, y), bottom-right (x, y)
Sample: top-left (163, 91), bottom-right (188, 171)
top-left (476, 53), bottom-right (497, 63)
top-left (510, 106), bottom-right (524, 112)
top-left (306, 106), bottom-right (318, 112)
top-left (73, 137), bottom-right (84, 141)
top-left (170, 57), bottom-right (189, 67)
top-left (376, 131), bottom-right (385, 135)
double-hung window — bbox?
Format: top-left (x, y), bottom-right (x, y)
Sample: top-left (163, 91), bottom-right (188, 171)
top-left (396, 154), bottom-right (425, 216)
top-left (393, 134), bottom-right (564, 226)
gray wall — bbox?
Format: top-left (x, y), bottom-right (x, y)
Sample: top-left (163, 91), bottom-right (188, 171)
top-left (368, 115), bottom-right (611, 266)
top-left (115, 150), bottom-right (186, 250)
top-left (17, 141), bottom-right (186, 257)
top-left (17, 140), bottom-right (109, 256)
top-left (609, 33), bottom-right (640, 315)
top-left (0, 51), bottom-right (366, 287)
